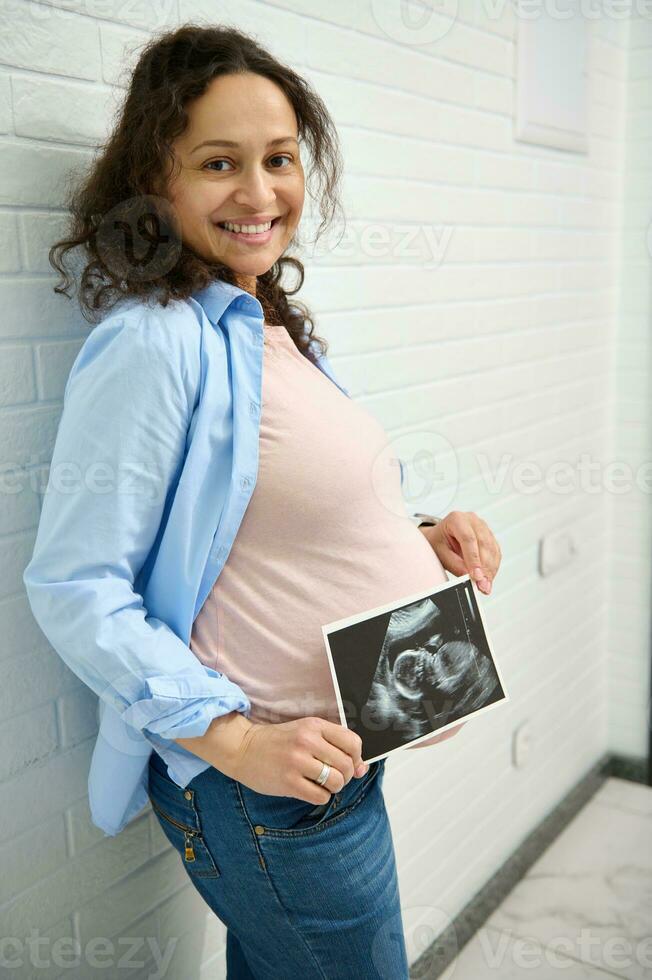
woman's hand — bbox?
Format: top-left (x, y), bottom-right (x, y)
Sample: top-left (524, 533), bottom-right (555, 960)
top-left (419, 511), bottom-right (502, 595)
top-left (227, 716), bottom-right (369, 804)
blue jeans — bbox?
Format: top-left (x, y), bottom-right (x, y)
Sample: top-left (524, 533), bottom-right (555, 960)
top-left (147, 749), bottom-right (409, 979)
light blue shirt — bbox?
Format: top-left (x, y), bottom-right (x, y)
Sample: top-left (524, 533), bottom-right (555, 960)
top-left (23, 278), bottom-right (418, 836)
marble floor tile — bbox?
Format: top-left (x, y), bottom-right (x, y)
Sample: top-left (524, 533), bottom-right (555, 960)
top-left (592, 778), bottom-right (652, 820)
top-left (478, 778), bottom-right (652, 979)
top-left (435, 924), bottom-right (621, 979)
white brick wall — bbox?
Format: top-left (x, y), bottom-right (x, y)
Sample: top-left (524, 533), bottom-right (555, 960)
top-left (1, 1), bottom-right (648, 977)
top-left (607, 13), bottom-right (652, 758)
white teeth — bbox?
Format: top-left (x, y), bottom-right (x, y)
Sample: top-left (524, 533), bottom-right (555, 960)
top-left (220, 220), bottom-right (273, 234)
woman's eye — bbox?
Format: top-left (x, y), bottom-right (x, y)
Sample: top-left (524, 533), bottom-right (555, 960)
top-left (204, 160), bottom-right (233, 172)
top-left (204, 155), bottom-right (293, 173)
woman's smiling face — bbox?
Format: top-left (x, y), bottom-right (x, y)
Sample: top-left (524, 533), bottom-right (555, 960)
top-left (161, 71), bottom-right (305, 279)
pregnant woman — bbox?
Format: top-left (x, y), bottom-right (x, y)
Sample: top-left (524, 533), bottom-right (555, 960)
top-left (24, 24), bottom-right (501, 980)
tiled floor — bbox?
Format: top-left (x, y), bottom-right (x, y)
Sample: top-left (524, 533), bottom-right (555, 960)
top-left (442, 778), bottom-right (652, 979)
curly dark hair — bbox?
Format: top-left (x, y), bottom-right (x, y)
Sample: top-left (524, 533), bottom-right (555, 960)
top-left (49, 22), bottom-right (346, 361)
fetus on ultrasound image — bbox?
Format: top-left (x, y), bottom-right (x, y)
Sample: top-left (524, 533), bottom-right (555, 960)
top-left (323, 578), bottom-right (507, 760)
top-left (363, 594), bottom-right (502, 756)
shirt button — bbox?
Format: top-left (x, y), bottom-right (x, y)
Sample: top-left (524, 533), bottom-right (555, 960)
top-left (184, 791), bottom-right (192, 800)
top-left (254, 825), bottom-right (265, 835)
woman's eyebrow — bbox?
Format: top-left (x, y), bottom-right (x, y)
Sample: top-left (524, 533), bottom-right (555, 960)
top-left (191, 136), bottom-right (298, 153)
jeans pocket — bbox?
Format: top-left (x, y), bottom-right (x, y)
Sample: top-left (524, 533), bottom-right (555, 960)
top-left (237, 760), bottom-right (383, 838)
top-left (147, 753), bottom-right (221, 877)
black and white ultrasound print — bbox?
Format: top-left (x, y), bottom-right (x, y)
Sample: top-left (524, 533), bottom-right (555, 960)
top-left (322, 574), bottom-right (509, 762)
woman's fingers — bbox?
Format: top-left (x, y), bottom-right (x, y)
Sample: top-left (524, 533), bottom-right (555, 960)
top-left (431, 511), bottom-right (502, 593)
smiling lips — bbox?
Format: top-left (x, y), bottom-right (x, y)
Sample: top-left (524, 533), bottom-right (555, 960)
top-left (216, 215), bottom-right (282, 243)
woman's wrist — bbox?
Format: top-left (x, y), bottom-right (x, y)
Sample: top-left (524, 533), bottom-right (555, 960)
top-left (173, 710), bottom-right (257, 779)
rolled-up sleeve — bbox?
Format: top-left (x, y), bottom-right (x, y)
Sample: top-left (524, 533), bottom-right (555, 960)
top-left (121, 669), bottom-right (250, 739)
top-left (23, 307), bottom-right (251, 741)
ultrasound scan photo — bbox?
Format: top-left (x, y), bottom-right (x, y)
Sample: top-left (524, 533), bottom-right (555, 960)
top-left (322, 575), bottom-right (509, 761)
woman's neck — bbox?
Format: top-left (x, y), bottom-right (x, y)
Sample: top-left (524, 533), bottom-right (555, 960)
top-left (234, 274), bottom-right (257, 298)
top-left (232, 274), bottom-right (278, 326)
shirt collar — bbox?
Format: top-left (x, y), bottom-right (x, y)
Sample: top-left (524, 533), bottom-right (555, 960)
top-left (192, 278), bottom-right (264, 325)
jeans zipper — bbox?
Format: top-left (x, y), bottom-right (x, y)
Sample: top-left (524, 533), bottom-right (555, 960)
top-left (149, 796), bottom-right (199, 862)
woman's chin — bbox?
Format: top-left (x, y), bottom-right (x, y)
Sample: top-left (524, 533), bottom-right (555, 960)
top-left (210, 254), bottom-right (280, 278)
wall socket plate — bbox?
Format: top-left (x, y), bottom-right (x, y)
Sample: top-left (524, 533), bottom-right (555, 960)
top-left (512, 722), bottom-right (533, 769)
top-left (538, 527), bottom-right (578, 577)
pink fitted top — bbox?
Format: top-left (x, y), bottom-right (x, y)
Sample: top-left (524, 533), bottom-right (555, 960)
top-left (189, 322), bottom-right (448, 725)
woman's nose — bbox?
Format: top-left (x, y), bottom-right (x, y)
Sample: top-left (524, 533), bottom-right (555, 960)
top-left (232, 167), bottom-right (276, 208)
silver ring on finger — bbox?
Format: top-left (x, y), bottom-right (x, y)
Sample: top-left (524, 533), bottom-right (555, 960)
top-left (314, 761), bottom-right (331, 786)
